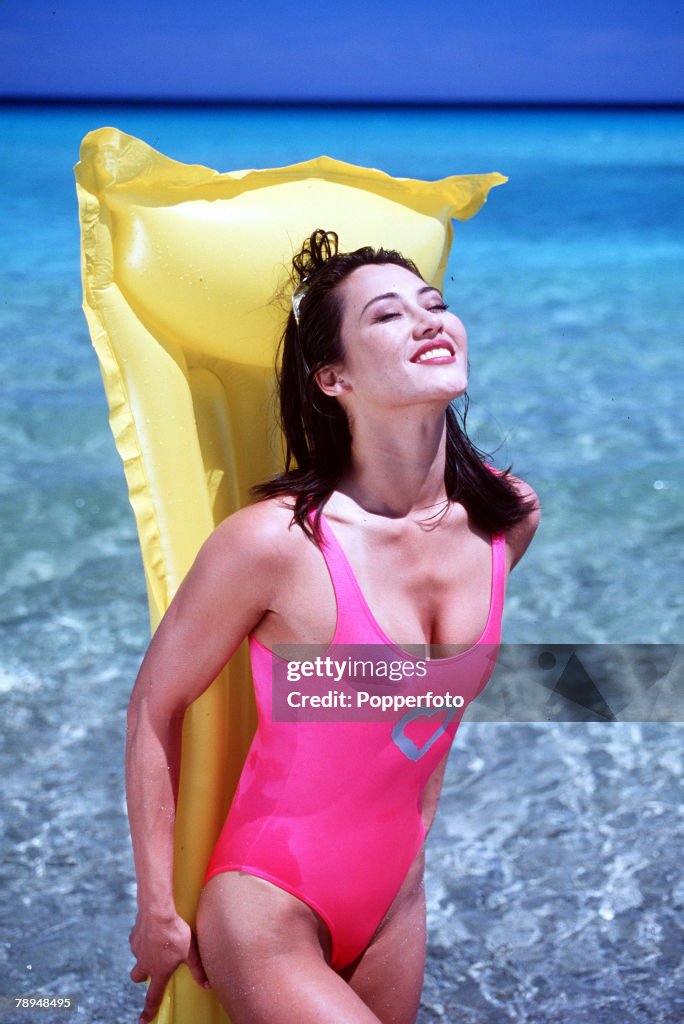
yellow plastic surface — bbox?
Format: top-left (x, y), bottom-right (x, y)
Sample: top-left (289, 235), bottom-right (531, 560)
top-left (74, 127), bottom-right (506, 1024)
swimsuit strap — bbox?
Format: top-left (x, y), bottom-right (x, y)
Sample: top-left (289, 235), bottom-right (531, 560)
top-left (485, 532), bottom-right (507, 644)
top-left (312, 509), bottom-right (507, 648)
top-left (313, 510), bottom-right (384, 644)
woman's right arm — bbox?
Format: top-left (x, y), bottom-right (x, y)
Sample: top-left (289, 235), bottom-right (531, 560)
top-left (125, 504), bottom-right (283, 1022)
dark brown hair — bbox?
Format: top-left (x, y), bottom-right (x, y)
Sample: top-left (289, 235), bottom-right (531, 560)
top-left (254, 229), bottom-right (537, 540)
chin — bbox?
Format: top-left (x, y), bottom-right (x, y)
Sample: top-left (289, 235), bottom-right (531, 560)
top-left (434, 372), bottom-right (468, 400)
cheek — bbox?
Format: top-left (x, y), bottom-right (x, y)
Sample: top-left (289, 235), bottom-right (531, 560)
top-left (450, 315), bottom-right (468, 347)
top-left (342, 337), bottom-right (393, 382)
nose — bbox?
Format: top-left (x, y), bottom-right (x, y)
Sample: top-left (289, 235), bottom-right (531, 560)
top-left (413, 305), bottom-right (443, 336)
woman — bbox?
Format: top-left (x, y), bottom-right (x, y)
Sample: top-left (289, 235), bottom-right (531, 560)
top-left (127, 230), bottom-right (540, 1024)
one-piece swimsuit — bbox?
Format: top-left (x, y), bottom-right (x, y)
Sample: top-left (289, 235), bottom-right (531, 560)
top-left (204, 511), bottom-right (507, 969)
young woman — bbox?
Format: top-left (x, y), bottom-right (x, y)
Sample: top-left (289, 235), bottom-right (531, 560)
top-left (127, 230), bottom-right (540, 1024)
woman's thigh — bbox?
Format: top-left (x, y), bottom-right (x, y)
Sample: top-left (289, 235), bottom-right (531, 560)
top-left (342, 849), bottom-right (427, 1024)
top-left (196, 871), bottom-right (382, 1024)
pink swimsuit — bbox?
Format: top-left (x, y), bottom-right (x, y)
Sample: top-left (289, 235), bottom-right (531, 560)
top-left (204, 512), bottom-right (507, 969)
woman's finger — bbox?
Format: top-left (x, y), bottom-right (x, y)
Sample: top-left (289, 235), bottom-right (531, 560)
top-left (129, 962), bottom-right (148, 984)
top-left (186, 934), bottom-right (210, 989)
top-left (139, 975), bottom-right (167, 1023)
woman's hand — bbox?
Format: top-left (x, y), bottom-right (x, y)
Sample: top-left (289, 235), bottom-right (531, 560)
top-left (129, 909), bottom-right (209, 1024)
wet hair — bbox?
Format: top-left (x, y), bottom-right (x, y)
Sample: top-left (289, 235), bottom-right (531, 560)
top-left (254, 229), bottom-right (537, 541)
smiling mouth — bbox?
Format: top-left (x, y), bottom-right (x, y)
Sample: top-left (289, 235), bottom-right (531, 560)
top-left (410, 342), bottom-right (456, 364)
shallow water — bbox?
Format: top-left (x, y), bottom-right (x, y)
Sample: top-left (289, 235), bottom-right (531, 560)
top-left (1, 104), bottom-right (682, 1022)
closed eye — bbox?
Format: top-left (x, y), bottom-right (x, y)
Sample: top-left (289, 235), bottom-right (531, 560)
top-left (375, 302), bottom-right (448, 322)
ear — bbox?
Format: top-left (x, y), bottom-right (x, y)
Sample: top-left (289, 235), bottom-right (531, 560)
top-left (315, 365), bottom-right (352, 398)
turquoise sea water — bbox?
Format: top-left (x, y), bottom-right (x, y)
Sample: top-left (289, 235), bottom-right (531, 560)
top-left (1, 106), bottom-right (683, 1023)
top-left (2, 104), bottom-right (682, 645)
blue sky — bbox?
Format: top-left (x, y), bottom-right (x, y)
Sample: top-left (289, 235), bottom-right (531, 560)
top-left (2, 0), bottom-right (683, 102)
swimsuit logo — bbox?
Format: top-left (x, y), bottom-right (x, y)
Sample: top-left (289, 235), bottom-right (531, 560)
top-left (391, 707), bottom-right (459, 761)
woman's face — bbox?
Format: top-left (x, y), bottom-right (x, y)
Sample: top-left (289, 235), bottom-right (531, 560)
top-left (327, 262), bottom-right (468, 412)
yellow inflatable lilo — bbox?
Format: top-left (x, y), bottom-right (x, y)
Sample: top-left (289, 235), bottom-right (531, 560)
top-left (75, 127), bottom-right (506, 1024)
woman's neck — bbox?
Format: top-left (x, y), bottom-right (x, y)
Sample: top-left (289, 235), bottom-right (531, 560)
top-left (336, 405), bottom-right (449, 519)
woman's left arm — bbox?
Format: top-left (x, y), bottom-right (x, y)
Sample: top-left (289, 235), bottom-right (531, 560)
top-left (505, 476), bottom-right (541, 571)
top-left (421, 752), bottom-right (451, 835)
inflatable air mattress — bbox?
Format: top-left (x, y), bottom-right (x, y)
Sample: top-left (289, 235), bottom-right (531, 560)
top-left (75, 126), bottom-right (505, 1023)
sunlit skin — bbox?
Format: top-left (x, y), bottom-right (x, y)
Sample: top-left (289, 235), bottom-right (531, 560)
top-left (317, 264), bottom-right (469, 520)
top-left (127, 262), bottom-right (540, 1024)
top-left (330, 263), bottom-right (469, 410)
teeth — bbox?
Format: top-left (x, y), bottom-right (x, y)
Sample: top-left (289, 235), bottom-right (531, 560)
top-left (415, 347), bottom-right (452, 363)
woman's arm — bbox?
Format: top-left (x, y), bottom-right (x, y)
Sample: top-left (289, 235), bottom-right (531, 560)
top-left (420, 751), bottom-right (451, 835)
top-left (504, 475), bottom-right (541, 571)
top-left (125, 504), bottom-right (283, 1022)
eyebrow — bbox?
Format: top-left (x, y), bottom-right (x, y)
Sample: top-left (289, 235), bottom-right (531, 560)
top-left (361, 285), bottom-right (443, 317)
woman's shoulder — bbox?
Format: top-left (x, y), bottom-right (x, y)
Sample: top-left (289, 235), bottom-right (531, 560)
top-left (205, 496), bottom-right (307, 568)
top-left (499, 473), bottom-right (541, 571)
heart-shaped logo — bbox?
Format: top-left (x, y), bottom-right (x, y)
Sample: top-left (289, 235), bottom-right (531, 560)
top-left (391, 706), bottom-right (459, 761)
